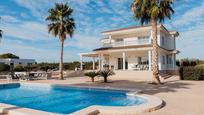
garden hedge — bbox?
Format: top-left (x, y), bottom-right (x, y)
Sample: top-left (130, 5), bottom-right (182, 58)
top-left (180, 66), bottom-right (204, 80)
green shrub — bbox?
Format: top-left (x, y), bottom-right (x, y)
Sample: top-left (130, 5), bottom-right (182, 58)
top-left (180, 66), bottom-right (204, 80)
top-left (0, 63), bottom-right (10, 72)
top-left (84, 71), bottom-right (99, 82)
top-left (14, 66), bottom-right (25, 72)
top-left (98, 69), bottom-right (115, 83)
top-left (195, 64), bottom-right (204, 69)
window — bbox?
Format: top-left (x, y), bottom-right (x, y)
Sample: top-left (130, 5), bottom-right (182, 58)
top-left (162, 56), bottom-right (165, 64)
top-left (137, 57), bottom-right (148, 65)
top-left (115, 39), bottom-right (123, 42)
top-left (166, 55), bottom-right (169, 64)
top-left (138, 36), bottom-right (149, 41)
top-left (162, 36), bottom-right (165, 45)
top-left (168, 55), bottom-right (172, 64)
top-left (137, 57), bottom-right (142, 64)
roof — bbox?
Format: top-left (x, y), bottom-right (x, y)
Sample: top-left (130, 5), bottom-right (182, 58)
top-left (93, 44), bottom-right (152, 51)
top-left (102, 25), bottom-right (151, 33)
top-left (93, 45), bottom-right (180, 54)
top-left (102, 24), bottom-right (179, 36)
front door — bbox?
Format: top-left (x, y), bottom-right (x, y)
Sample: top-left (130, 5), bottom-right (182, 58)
top-left (118, 58), bottom-right (128, 70)
top-left (118, 58), bottom-right (123, 69)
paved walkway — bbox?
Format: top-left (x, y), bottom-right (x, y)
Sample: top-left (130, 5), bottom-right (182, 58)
top-left (0, 76), bottom-right (203, 115)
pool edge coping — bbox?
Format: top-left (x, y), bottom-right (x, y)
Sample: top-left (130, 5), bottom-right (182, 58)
top-left (71, 94), bottom-right (163, 115)
top-left (0, 82), bottom-right (163, 115)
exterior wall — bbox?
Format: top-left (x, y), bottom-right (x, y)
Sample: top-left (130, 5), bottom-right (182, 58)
top-left (109, 52), bottom-right (122, 70)
top-left (159, 32), bottom-right (175, 50)
top-left (158, 51), bottom-right (176, 72)
top-left (0, 59), bottom-right (36, 66)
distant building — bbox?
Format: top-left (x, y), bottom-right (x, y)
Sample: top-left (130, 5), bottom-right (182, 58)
top-left (0, 58), bottom-right (36, 66)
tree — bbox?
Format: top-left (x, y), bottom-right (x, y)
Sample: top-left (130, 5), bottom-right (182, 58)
top-left (0, 63), bottom-right (10, 72)
top-left (0, 53), bottom-right (19, 59)
top-left (46, 3), bottom-right (75, 80)
top-left (0, 29), bottom-right (2, 40)
top-left (84, 71), bottom-right (99, 82)
top-left (131, 0), bottom-right (174, 84)
top-left (0, 17), bottom-right (2, 40)
top-left (98, 69), bottom-right (115, 83)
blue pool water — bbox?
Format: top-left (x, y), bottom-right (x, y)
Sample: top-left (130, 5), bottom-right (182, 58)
top-left (0, 83), bottom-right (147, 114)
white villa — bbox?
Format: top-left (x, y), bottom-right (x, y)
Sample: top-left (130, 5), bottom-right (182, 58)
top-left (79, 24), bottom-right (179, 75)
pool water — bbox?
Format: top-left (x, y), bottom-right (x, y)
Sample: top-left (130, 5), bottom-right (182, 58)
top-left (0, 83), bottom-right (147, 114)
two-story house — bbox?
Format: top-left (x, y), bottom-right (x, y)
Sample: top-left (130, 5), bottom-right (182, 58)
top-left (79, 24), bottom-right (179, 75)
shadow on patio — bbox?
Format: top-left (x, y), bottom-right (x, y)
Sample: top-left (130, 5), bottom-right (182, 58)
top-left (71, 78), bottom-right (192, 95)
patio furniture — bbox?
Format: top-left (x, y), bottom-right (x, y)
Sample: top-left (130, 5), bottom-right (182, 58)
top-left (132, 64), bottom-right (141, 70)
top-left (14, 72), bottom-right (30, 81)
top-left (29, 72), bottom-right (52, 80)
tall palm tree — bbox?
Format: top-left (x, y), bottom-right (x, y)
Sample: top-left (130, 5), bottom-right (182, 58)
top-left (46, 3), bottom-right (75, 80)
top-left (131, 0), bottom-right (174, 84)
top-left (0, 29), bottom-right (2, 39)
top-left (0, 17), bottom-right (3, 39)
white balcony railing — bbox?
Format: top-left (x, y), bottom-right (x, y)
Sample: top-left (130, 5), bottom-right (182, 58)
top-left (103, 39), bottom-right (150, 47)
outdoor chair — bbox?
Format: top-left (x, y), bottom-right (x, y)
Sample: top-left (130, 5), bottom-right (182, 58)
top-left (132, 64), bottom-right (141, 70)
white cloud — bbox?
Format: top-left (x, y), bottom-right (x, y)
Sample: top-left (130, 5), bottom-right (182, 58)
top-left (177, 23), bottom-right (204, 59)
top-left (172, 2), bottom-right (204, 27)
top-left (14, 0), bottom-right (52, 21)
top-left (1, 15), bottom-right (20, 23)
top-left (64, 35), bottom-right (101, 50)
top-left (2, 19), bottom-right (49, 41)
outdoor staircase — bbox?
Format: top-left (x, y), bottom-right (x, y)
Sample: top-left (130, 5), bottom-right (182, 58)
top-left (159, 72), bottom-right (173, 79)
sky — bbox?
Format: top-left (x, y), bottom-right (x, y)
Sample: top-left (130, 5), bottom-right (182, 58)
top-left (0, 0), bottom-right (204, 62)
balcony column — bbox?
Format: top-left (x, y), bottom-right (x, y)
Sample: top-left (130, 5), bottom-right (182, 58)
top-left (150, 30), bottom-right (153, 43)
top-left (101, 53), bottom-right (104, 70)
top-left (92, 57), bottom-right (95, 70)
top-left (80, 55), bottom-right (83, 70)
top-left (172, 54), bottom-right (175, 69)
top-left (109, 56), bottom-right (111, 70)
top-left (148, 50), bottom-right (152, 71)
top-left (122, 52), bottom-right (126, 70)
top-left (98, 54), bottom-right (101, 70)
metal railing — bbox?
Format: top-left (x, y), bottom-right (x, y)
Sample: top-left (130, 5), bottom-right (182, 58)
top-left (103, 39), bottom-right (150, 47)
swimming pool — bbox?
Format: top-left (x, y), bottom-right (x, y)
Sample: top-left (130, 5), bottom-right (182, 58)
top-left (0, 83), bottom-right (147, 114)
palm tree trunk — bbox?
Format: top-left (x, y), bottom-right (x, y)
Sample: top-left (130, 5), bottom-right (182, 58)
top-left (104, 76), bottom-right (108, 83)
top-left (151, 18), bottom-right (161, 84)
top-left (91, 77), bottom-right (94, 82)
top-left (59, 39), bottom-right (64, 80)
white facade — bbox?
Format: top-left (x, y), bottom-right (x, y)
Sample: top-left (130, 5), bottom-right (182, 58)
top-left (0, 58), bottom-right (36, 66)
top-left (80, 25), bottom-right (179, 73)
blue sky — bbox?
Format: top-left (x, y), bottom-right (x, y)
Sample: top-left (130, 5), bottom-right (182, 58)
top-left (0, 0), bottom-right (204, 62)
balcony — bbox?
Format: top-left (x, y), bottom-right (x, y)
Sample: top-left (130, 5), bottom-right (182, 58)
top-left (103, 39), bottom-right (151, 47)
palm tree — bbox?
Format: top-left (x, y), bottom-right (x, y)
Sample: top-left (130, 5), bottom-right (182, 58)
top-left (46, 3), bottom-right (75, 80)
top-left (131, 0), bottom-right (174, 84)
top-left (84, 71), bottom-right (99, 82)
top-left (99, 69), bottom-right (115, 83)
top-left (0, 17), bottom-right (3, 39)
